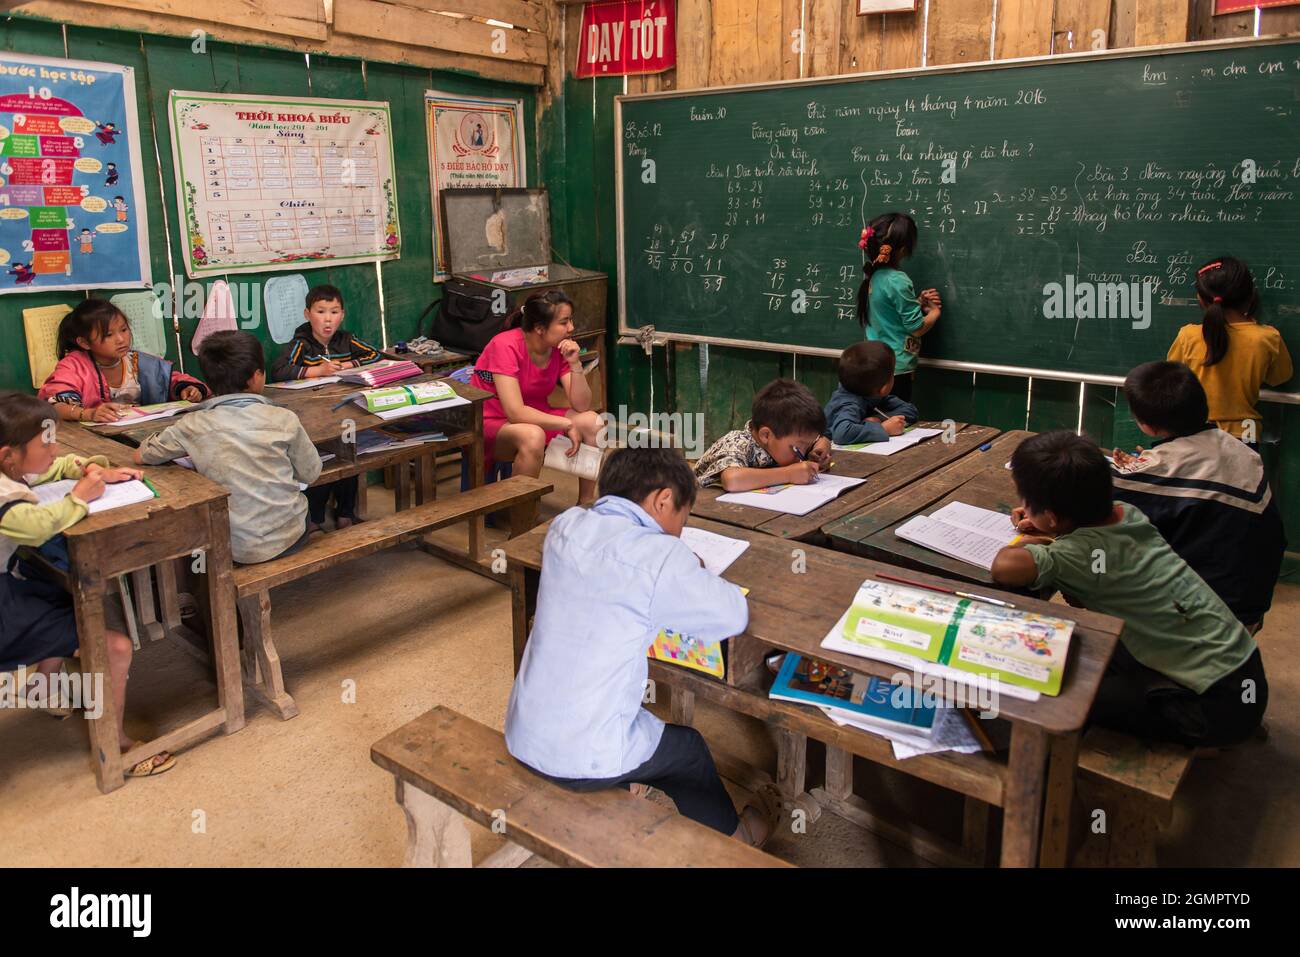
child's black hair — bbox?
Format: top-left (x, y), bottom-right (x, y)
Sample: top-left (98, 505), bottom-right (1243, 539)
top-left (1123, 361), bottom-right (1210, 437)
top-left (306, 284), bottom-right (345, 310)
top-left (751, 379), bottom-right (826, 437)
top-left (0, 391), bottom-right (56, 453)
top-left (1010, 431), bottom-right (1113, 527)
top-left (1194, 256), bottom-right (1258, 367)
top-left (837, 340), bottom-right (896, 396)
top-left (57, 298), bottom-right (127, 360)
top-left (504, 290), bottom-right (574, 334)
top-left (856, 211), bottom-right (919, 330)
top-left (198, 330), bottom-right (264, 396)
top-left (598, 445), bottom-right (698, 510)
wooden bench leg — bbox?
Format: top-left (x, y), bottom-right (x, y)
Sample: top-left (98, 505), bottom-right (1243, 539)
top-left (1039, 732), bottom-right (1080, 868)
top-left (508, 498), bottom-right (539, 539)
top-left (236, 591), bottom-right (299, 720)
top-left (1001, 723), bottom-right (1049, 867)
top-left (776, 729), bottom-right (807, 801)
top-left (824, 746), bottom-right (853, 801)
top-left (131, 567), bottom-right (165, 642)
top-left (156, 559), bottom-right (183, 633)
top-left (356, 472), bottom-right (369, 519)
top-left (962, 797), bottom-right (993, 866)
top-left (670, 687), bottom-right (695, 726)
top-left (397, 778), bottom-right (472, 868)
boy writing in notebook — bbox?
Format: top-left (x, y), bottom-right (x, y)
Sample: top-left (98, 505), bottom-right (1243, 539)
top-left (135, 331), bottom-right (322, 564)
top-left (1111, 361), bottom-right (1285, 632)
top-left (824, 340), bottom-right (920, 446)
top-left (506, 446), bottom-right (778, 845)
top-left (991, 431), bottom-right (1267, 747)
top-left (693, 379), bottom-right (830, 490)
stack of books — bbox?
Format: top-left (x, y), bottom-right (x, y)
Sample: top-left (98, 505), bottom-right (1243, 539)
top-left (338, 358), bottom-right (422, 387)
top-left (769, 653), bottom-right (937, 740)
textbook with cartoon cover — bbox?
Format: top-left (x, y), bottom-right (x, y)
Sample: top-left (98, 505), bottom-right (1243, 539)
top-left (820, 579), bottom-right (1074, 698)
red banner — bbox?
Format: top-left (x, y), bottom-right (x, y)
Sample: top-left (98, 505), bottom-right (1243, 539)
top-left (576, 1), bottom-right (676, 78)
top-left (1215, 0), bottom-right (1300, 14)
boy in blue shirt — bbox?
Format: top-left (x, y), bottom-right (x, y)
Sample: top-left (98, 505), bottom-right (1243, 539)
top-left (506, 446), bottom-right (774, 844)
top-left (824, 340), bottom-right (920, 446)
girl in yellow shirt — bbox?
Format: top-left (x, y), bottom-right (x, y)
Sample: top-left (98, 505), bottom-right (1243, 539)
top-left (1167, 257), bottom-right (1293, 445)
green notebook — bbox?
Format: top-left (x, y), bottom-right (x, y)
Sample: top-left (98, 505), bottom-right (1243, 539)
top-left (822, 579), bottom-right (1074, 697)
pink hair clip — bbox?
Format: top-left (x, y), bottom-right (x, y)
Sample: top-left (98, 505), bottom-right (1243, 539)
top-left (858, 226), bottom-right (874, 250)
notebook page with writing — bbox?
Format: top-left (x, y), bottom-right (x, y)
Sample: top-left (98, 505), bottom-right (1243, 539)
top-left (679, 526), bottom-right (749, 576)
top-left (31, 478), bottom-right (155, 514)
top-left (927, 501), bottom-right (1018, 538)
top-left (893, 513), bottom-right (1010, 570)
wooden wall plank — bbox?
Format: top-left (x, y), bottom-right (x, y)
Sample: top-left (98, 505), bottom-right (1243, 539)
top-left (881, 9), bottom-right (924, 69)
top-left (14, 4), bottom-right (545, 85)
top-left (676, 0), bottom-right (712, 89)
top-left (710, 0), bottom-right (785, 85)
top-left (807, 0), bottom-right (844, 77)
top-left (71, 0), bottom-right (328, 42)
top-left (397, 0), bottom-right (546, 34)
top-left (840, 1), bottom-right (885, 74)
top-left (1111, 0), bottom-right (1138, 48)
top-left (995, 0), bottom-right (1054, 59)
top-left (333, 0), bottom-right (548, 66)
top-left (1133, 0), bottom-right (1193, 46)
top-left (781, 0), bottom-right (803, 79)
top-left (1053, 0), bottom-right (1115, 53)
top-left (926, 0), bottom-right (994, 66)
top-left (1189, 0), bottom-right (1253, 40)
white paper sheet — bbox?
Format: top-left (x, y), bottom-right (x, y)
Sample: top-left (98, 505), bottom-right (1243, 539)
top-left (833, 426), bottom-right (943, 456)
top-left (716, 472), bottom-right (866, 516)
top-left (543, 436), bottom-right (604, 481)
top-left (680, 526), bottom-right (750, 576)
top-left (32, 478), bottom-right (155, 514)
top-left (266, 376), bottom-right (341, 390)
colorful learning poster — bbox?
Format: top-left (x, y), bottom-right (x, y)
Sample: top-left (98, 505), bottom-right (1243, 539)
top-left (425, 90), bottom-right (526, 281)
top-left (0, 53), bottom-right (151, 295)
top-left (168, 91), bottom-right (400, 278)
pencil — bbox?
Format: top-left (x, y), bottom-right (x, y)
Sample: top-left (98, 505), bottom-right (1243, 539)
top-left (961, 708), bottom-right (996, 751)
top-left (875, 571), bottom-right (1016, 608)
top-left (141, 476), bottom-right (160, 498)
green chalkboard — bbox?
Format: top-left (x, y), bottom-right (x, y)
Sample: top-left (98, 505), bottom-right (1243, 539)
top-left (617, 39), bottom-right (1300, 388)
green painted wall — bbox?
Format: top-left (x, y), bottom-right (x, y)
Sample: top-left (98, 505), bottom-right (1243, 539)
top-left (0, 16), bottom-right (537, 389)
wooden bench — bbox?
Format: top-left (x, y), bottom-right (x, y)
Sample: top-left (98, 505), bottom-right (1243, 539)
top-left (371, 706), bottom-right (793, 868)
top-left (1074, 727), bottom-right (1196, 866)
top-left (233, 476), bottom-right (551, 720)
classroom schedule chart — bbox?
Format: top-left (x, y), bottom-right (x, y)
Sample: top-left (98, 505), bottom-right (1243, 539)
top-left (169, 91), bottom-right (401, 277)
top-left (0, 53), bottom-right (152, 295)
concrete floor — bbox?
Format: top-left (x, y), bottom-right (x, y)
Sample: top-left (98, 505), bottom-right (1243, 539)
top-left (2, 471), bottom-right (1297, 867)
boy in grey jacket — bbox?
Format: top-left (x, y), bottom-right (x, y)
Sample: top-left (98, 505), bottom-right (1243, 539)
top-left (136, 331), bottom-right (322, 564)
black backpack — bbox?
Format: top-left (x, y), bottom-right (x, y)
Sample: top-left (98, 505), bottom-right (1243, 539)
top-left (425, 280), bottom-right (508, 354)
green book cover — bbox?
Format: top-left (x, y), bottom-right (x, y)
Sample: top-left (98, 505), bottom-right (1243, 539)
top-left (361, 381), bottom-right (455, 413)
top-left (837, 580), bottom-right (1073, 696)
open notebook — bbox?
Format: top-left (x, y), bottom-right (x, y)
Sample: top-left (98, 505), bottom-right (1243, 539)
top-left (31, 478), bottom-right (156, 514)
top-left (894, 501), bottom-right (1020, 570)
top-left (716, 472), bottom-right (866, 516)
top-left (833, 426), bottom-right (943, 456)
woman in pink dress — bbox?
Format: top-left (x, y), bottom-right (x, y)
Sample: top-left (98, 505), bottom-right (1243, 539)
top-left (471, 291), bottom-right (604, 505)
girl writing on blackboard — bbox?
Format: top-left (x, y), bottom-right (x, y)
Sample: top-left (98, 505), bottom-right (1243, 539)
top-left (40, 299), bottom-right (209, 424)
top-left (1167, 256), bottom-right (1293, 448)
top-left (856, 212), bottom-right (942, 402)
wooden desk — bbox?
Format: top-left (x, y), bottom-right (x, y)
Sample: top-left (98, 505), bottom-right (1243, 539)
top-left (501, 515), bottom-right (1121, 867)
top-left (55, 424), bottom-right (245, 793)
top-left (690, 422), bottom-right (1001, 544)
top-left (823, 431), bottom-right (1034, 587)
top-left (92, 376), bottom-right (492, 559)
